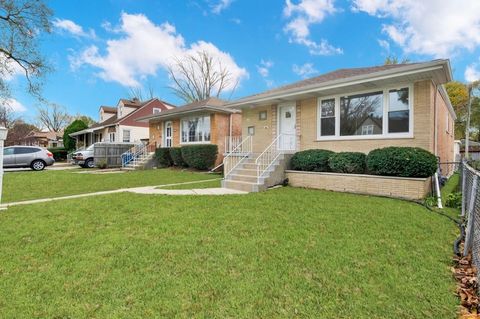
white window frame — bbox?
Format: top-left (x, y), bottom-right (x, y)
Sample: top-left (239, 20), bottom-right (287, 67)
top-left (108, 132), bottom-right (116, 142)
top-left (122, 129), bottom-right (131, 143)
top-left (180, 115), bottom-right (211, 145)
top-left (361, 125), bottom-right (374, 135)
top-left (164, 121), bottom-right (173, 147)
top-left (153, 108), bottom-right (162, 114)
top-left (316, 84), bottom-right (414, 141)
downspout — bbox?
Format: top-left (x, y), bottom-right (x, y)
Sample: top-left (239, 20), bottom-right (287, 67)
top-left (229, 113), bottom-right (233, 153)
top-left (433, 83), bottom-right (443, 208)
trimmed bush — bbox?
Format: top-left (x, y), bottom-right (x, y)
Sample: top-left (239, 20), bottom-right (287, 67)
top-left (366, 147), bottom-right (437, 178)
top-left (169, 147), bottom-right (187, 167)
top-left (290, 149), bottom-right (335, 172)
top-left (155, 148), bottom-right (172, 168)
top-left (181, 144), bottom-right (218, 170)
top-left (48, 147), bottom-right (68, 161)
top-left (328, 152), bottom-right (366, 174)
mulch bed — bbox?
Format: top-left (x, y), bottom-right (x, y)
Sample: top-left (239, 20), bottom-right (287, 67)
top-left (453, 248), bottom-right (480, 318)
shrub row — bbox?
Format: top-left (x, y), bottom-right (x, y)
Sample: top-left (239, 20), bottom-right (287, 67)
top-left (154, 145), bottom-right (218, 170)
top-left (291, 147), bottom-right (437, 178)
top-left (48, 147), bottom-right (68, 161)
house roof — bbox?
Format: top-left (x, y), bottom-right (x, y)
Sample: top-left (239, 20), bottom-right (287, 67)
top-left (137, 97), bottom-right (239, 122)
top-left (100, 106), bottom-right (116, 113)
top-left (24, 130), bottom-right (62, 141)
top-left (70, 98), bottom-right (175, 137)
top-left (120, 98), bottom-right (143, 108)
top-left (227, 59), bottom-right (453, 108)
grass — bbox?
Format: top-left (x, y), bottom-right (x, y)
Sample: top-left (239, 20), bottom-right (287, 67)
top-left (0, 187), bottom-right (457, 318)
top-left (156, 178), bottom-right (222, 190)
top-left (3, 168), bottom-right (221, 203)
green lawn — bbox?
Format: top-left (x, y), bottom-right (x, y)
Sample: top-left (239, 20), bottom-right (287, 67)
top-left (3, 168), bottom-right (221, 203)
top-left (0, 187), bottom-right (457, 318)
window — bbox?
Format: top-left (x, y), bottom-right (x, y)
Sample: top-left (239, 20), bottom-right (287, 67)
top-left (361, 125), bottom-right (374, 135)
top-left (320, 99), bottom-right (335, 136)
top-left (153, 108), bottom-right (161, 114)
top-left (123, 130), bottom-right (131, 142)
top-left (4, 148), bottom-right (14, 155)
top-left (108, 132), bottom-right (115, 142)
top-left (259, 111), bottom-right (267, 121)
top-left (340, 91), bottom-right (383, 136)
top-left (181, 115), bottom-right (211, 143)
top-left (14, 147), bottom-right (40, 154)
top-left (388, 88), bottom-right (409, 133)
top-left (317, 86), bottom-right (412, 140)
top-left (248, 126), bottom-right (255, 136)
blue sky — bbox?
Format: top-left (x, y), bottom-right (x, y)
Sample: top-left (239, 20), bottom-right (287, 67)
top-left (9, 0), bottom-right (480, 122)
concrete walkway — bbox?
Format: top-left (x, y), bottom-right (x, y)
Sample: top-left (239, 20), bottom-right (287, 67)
top-left (0, 180), bottom-right (247, 208)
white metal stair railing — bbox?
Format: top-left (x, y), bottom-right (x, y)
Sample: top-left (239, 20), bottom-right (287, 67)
top-left (224, 135), bottom-right (243, 154)
top-left (223, 135), bottom-right (252, 179)
top-left (121, 143), bottom-right (153, 168)
top-left (255, 134), bottom-right (295, 184)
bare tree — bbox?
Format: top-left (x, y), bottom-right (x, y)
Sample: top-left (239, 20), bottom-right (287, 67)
top-left (0, 104), bottom-right (19, 128)
top-left (0, 0), bottom-right (53, 102)
top-left (168, 50), bottom-right (236, 103)
top-left (36, 103), bottom-right (70, 132)
top-left (128, 84), bottom-right (157, 101)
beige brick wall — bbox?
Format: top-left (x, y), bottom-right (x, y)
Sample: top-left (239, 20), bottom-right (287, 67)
top-left (242, 105), bottom-right (274, 153)
top-left (435, 89), bottom-right (455, 175)
top-left (299, 80), bottom-right (434, 153)
top-left (286, 171), bottom-right (432, 200)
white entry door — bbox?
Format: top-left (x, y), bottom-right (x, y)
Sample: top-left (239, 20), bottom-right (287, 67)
top-left (164, 121), bottom-right (172, 147)
top-left (278, 104), bottom-right (296, 151)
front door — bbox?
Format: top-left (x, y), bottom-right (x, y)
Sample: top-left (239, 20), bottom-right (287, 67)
top-left (164, 121), bottom-right (172, 147)
top-left (278, 104), bottom-right (296, 151)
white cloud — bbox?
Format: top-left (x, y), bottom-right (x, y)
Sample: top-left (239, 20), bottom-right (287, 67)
top-left (53, 18), bottom-right (96, 39)
top-left (71, 13), bottom-right (248, 89)
top-left (3, 98), bottom-right (27, 112)
top-left (465, 64), bottom-right (480, 82)
top-left (0, 53), bottom-right (25, 81)
top-left (257, 59), bottom-right (274, 78)
top-left (377, 39), bottom-right (390, 52)
top-left (211, 0), bottom-right (234, 14)
top-left (283, 0), bottom-right (342, 55)
top-left (352, 0), bottom-right (480, 57)
top-left (293, 63), bottom-right (318, 78)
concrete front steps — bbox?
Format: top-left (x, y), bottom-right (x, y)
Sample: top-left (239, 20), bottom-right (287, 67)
top-left (222, 155), bottom-right (289, 192)
top-left (122, 152), bottom-right (155, 170)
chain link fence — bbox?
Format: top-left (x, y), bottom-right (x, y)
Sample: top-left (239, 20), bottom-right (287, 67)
top-left (461, 162), bottom-right (480, 278)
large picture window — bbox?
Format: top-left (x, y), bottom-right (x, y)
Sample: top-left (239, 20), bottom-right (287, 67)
top-left (340, 91), bottom-right (383, 136)
top-left (318, 86), bottom-right (411, 140)
top-left (181, 115), bottom-right (211, 143)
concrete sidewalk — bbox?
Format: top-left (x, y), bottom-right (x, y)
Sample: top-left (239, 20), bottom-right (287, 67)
top-left (0, 181), bottom-right (247, 208)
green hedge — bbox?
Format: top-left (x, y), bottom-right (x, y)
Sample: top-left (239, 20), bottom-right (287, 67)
top-left (169, 147), bottom-right (187, 167)
top-left (181, 144), bottom-right (218, 170)
top-left (155, 148), bottom-right (172, 168)
top-left (48, 147), bottom-right (68, 161)
top-left (328, 152), bottom-right (366, 174)
top-left (366, 147), bottom-right (437, 177)
top-left (290, 149), bottom-right (334, 172)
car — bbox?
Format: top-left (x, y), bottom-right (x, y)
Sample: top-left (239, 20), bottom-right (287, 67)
top-left (72, 144), bottom-right (95, 168)
top-left (3, 146), bottom-right (55, 171)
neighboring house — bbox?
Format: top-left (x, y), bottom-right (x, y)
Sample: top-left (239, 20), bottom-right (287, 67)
top-left (21, 130), bottom-right (64, 148)
top-left (70, 98), bottom-right (175, 147)
top-left (223, 59), bottom-right (456, 191)
top-left (137, 97), bottom-right (242, 166)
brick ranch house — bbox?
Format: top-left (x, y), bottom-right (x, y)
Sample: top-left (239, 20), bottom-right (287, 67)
top-left (137, 97), bottom-right (242, 167)
top-left (222, 59), bottom-right (455, 196)
top-left (70, 98), bottom-right (175, 147)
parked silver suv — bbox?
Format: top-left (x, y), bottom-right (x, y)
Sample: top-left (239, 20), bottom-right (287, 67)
top-left (3, 146), bottom-right (55, 171)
